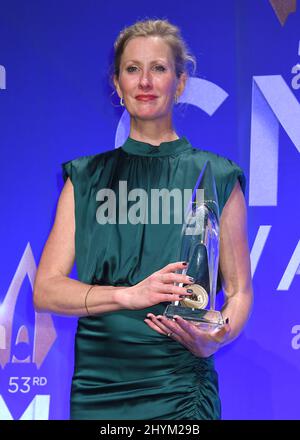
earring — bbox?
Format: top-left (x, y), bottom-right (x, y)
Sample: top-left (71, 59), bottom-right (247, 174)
top-left (174, 95), bottom-right (178, 104)
top-left (120, 97), bottom-right (124, 106)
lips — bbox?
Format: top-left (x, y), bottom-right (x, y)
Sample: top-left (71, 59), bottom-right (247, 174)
top-left (136, 95), bottom-right (157, 101)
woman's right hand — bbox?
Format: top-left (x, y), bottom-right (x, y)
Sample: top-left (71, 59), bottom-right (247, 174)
top-left (119, 261), bottom-right (194, 310)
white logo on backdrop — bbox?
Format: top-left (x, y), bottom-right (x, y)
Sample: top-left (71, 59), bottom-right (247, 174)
top-left (249, 73), bottom-right (300, 290)
top-left (249, 75), bottom-right (300, 207)
top-left (0, 395), bottom-right (50, 420)
top-left (0, 242), bottom-right (57, 369)
top-left (0, 65), bottom-right (6, 90)
top-left (0, 243), bottom-right (56, 419)
top-left (291, 325), bottom-right (300, 350)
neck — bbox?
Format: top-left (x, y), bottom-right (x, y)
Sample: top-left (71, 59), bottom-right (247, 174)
top-left (129, 115), bottom-right (179, 146)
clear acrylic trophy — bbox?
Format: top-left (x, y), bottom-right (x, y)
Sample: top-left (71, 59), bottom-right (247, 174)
top-left (164, 160), bottom-right (225, 330)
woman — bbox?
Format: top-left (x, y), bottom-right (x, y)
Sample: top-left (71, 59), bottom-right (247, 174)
top-left (34, 18), bottom-right (253, 420)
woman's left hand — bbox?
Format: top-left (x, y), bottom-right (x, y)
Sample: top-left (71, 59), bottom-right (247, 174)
top-left (144, 313), bottom-right (231, 358)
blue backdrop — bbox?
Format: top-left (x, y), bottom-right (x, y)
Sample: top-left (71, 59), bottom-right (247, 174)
top-left (0, 0), bottom-right (299, 420)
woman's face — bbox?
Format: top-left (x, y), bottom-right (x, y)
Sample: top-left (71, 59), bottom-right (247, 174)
top-left (114, 36), bottom-right (186, 121)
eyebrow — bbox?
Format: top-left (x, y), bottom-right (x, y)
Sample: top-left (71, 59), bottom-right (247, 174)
top-left (123, 59), bottom-right (169, 65)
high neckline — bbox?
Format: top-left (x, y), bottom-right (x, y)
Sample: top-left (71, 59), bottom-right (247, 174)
top-left (121, 135), bottom-right (192, 157)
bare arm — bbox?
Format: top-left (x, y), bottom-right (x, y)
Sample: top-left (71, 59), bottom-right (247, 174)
top-left (33, 177), bottom-right (193, 316)
top-left (33, 177), bottom-right (127, 316)
top-left (218, 179), bottom-right (253, 344)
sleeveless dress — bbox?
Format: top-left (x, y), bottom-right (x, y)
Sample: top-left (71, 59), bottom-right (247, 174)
top-left (61, 135), bottom-right (246, 420)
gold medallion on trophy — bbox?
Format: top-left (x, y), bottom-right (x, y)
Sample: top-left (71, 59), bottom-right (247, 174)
top-left (180, 284), bottom-right (209, 309)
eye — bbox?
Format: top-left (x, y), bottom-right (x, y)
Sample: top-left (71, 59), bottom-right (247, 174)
top-left (125, 64), bottom-right (166, 73)
top-left (154, 65), bottom-right (166, 72)
top-left (126, 66), bottom-right (138, 73)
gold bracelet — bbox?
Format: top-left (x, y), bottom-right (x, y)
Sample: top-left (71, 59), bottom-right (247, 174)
top-left (84, 285), bottom-right (96, 316)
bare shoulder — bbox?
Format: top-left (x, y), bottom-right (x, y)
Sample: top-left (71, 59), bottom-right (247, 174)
top-left (56, 176), bottom-right (74, 221)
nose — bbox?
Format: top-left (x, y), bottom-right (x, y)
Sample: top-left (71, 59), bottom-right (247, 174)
top-left (138, 70), bottom-right (153, 89)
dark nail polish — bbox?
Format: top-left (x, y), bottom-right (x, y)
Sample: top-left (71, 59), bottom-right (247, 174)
top-left (186, 289), bottom-right (193, 293)
top-left (225, 317), bottom-right (229, 324)
top-left (188, 277), bottom-right (194, 282)
top-left (182, 261), bottom-right (188, 266)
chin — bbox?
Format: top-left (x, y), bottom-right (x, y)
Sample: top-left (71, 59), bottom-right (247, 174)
top-left (130, 110), bottom-right (167, 120)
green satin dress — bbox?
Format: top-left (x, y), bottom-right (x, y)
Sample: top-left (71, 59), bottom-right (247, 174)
top-left (62, 135), bottom-right (246, 420)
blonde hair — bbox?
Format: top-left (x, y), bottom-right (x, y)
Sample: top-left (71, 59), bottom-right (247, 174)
top-left (110, 17), bottom-right (196, 85)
